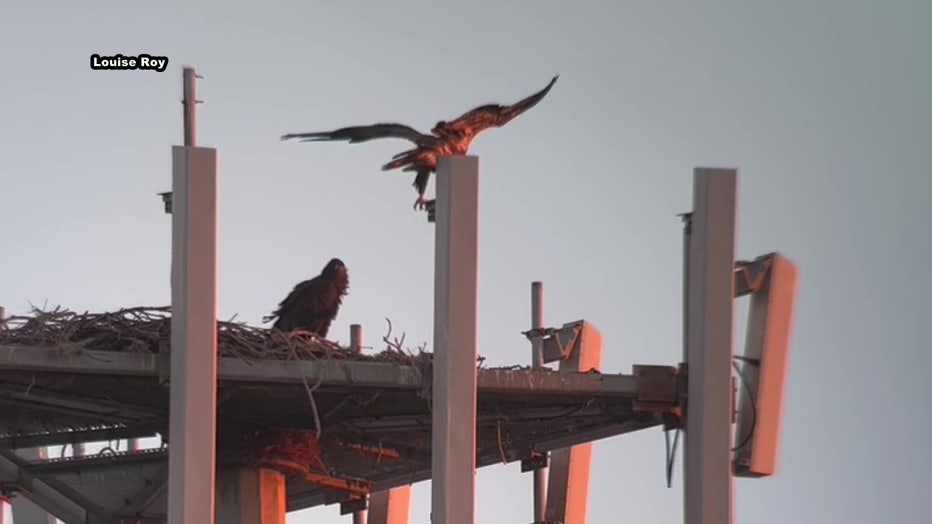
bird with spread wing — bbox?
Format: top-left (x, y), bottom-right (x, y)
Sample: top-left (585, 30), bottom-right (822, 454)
top-left (281, 75), bottom-right (559, 211)
top-left (263, 258), bottom-right (349, 340)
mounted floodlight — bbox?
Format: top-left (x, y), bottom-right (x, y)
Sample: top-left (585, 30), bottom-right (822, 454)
top-left (732, 253), bottom-right (798, 477)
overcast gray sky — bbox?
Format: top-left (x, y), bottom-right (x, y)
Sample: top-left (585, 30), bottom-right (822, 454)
top-left (2, 0), bottom-right (930, 522)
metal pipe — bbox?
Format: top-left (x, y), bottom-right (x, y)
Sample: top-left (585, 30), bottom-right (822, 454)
top-left (531, 281), bottom-right (548, 522)
top-left (350, 324), bottom-right (363, 354)
top-left (182, 67), bottom-right (197, 147)
top-left (351, 324), bottom-right (368, 524)
top-left (0, 307), bottom-right (4, 524)
top-left (682, 213), bottom-right (691, 363)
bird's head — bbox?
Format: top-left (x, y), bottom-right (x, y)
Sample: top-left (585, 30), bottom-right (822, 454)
top-left (321, 258), bottom-right (349, 292)
top-left (321, 258), bottom-right (348, 279)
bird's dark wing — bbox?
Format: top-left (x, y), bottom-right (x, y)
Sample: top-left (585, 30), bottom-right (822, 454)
top-left (444, 75), bottom-right (559, 134)
top-left (263, 277), bottom-right (315, 324)
top-left (264, 276), bottom-right (341, 331)
top-left (281, 123), bottom-right (437, 147)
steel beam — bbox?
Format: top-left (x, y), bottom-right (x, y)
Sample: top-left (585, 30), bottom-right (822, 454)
top-left (0, 422), bottom-right (160, 450)
top-left (167, 144), bottom-right (219, 524)
top-left (683, 167), bottom-right (736, 524)
top-left (287, 418), bottom-right (658, 513)
top-left (117, 468), bottom-right (168, 520)
top-left (81, 417), bottom-right (659, 519)
top-left (25, 449), bottom-right (166, 475)
top-left (431, 155), bottom-right (480, 524)
top-left (0, 383), bottom-right (161, 419)
top-left (545, 322), bottom-right (602, 524)
top-left (5, 448), bottom-right (58, 524)
top-left (0, 348), bottom-right (638, 397)
top-left (0, 448), bottom-right (105, 524)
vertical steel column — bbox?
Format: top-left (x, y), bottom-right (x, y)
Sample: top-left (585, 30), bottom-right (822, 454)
top-left (167, 65), bottom-right (218, 524)
top-left (349, 324), bottom-right (369, 524)
top-left (681, 213), bottom-right (691, 364)
top-left (530, 282), bottom-right (548, 523)
top-left (368, 489), bottom-right (412, 524)
top-left (167, 144), bottom-right (219, 524)
top-left (683, 168), bottom-right (737, 524)
top-left (431, 155), bottom-right (480, 524)
top-left (0, 308), bottom-right (5, 524)
top-left (182, 67), bottom-right (198, 148)
top-left (0, 309), bottom-right (3, 524)
top-left (215, 468), bottom-right (285, 524)
top-left (545, 322), bottom-right (602, 524)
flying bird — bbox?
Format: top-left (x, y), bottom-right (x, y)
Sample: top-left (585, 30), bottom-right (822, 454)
top-left (281, 75), bottom-right (560, 211)
top-left (263, 258), bottom-right (349, 340)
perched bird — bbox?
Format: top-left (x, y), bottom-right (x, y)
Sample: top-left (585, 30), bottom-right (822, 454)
top-left (281, 75), bottom-right (560, 211)
top-left (263, 258), bottom-right (349, 339)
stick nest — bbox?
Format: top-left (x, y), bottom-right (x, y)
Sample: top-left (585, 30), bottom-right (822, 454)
top-left (0, 306), bottom-right (429, 364)
top-left (241, 428), bottom-right (326, 476)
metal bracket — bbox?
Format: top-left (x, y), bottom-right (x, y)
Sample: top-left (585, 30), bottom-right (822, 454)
top-left (0, 483), bottom-right (18, 502)
top-left (734, 253), bottom-right (775, 297)
top-left (339, 495), bottom-right (367, 515)
top-left (632, 364), bottom-right (686, 425)
top-left (522, 321), bottom-right (584, 364)
top-left (731, 375), bottom-right (738, 424)
top-left (158, 191), bottom-right (173, 215)
top-left (520, 450), bottom-right (549, 472)
top-left (302, 470), bottom-right (371, 496)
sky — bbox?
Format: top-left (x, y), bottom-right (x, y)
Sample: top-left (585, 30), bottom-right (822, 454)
top-left (1, 0), bottom-right (930, 522)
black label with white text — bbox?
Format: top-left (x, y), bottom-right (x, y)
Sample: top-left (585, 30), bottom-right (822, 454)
top-left (90, 53), bottom-right (169, 72)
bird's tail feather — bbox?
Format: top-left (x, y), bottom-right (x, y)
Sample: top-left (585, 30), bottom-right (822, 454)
top-left (383, 152), bottom-right (422, 170)
top-left (281, 132), bottom-right (336, 142)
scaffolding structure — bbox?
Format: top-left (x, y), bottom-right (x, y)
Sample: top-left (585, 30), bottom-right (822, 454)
top-left (0, 68), bottom-right (798, 524)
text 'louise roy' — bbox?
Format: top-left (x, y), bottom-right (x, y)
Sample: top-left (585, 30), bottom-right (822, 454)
top-left (90, 53), bottom-right (169, 73)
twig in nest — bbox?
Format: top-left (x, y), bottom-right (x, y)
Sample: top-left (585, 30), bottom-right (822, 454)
top-left (0, 306), bottom-right (427, 366)
top-left (382, 317), bottom-right (408, 354)
top-left (288, 345), bottom-right (324, 439)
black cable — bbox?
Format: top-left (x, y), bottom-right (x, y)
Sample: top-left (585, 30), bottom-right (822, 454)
top-left (730, 358), bottom-right (758, 452)
top-left (662, 356), bottom-right (757, 487)
top-left (664, 427), bottom-right (670, 485)
top-left (664, 426), bottom-right (681, 488)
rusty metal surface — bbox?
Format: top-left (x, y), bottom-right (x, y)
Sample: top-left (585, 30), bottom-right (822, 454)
top-left (0, 352), bottom-right (659, 521)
